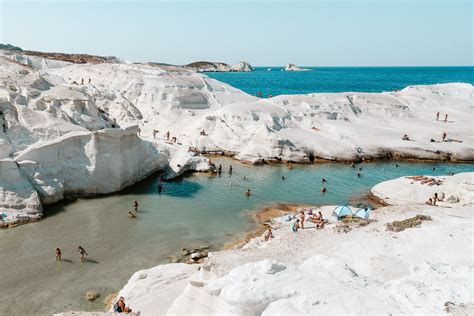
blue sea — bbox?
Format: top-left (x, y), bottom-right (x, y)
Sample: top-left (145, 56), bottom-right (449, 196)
top-left (206, 66), bottom-right (474, 96)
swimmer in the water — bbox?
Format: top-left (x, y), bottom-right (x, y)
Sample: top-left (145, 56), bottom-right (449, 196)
top-left (245, 189), bottom-right (251, 198)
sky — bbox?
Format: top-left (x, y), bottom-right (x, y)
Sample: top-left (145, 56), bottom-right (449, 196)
top-left (0, 0), bottom-right (472, 66)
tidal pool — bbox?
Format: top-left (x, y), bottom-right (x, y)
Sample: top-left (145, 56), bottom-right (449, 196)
top-left (1, 158), bottom-right (472, 315)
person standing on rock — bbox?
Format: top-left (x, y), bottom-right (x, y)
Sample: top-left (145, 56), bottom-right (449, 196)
top-left (55, 248), bottom-right (62, 261)
top-left (77, 246), bottom-right (88, 262)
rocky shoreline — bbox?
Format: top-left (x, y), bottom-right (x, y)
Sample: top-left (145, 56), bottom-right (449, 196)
top-left (1, 47), bottom-right (473, 228)
top-left (102, 172), bottom-right (473, 315)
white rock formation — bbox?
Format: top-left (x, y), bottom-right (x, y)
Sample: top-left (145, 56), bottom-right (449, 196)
top-left (185, 61), bottom-right (232, 72)
top-left (231, 61), bottom-right (253, 72)
top-left (185, 61), bottom-right (253, 72)
top-left (16, 126), bottom-right (168, 204)
top-left (370, 172), bottom-right (474, 206)
top-left (284, 63), bottom-right (310, 71)
top-left (113, 173), bottom-right (474, 315)
top-left (0, 158), bottom-right (42, 224)
top-left (0, 48), bottom-right (473, 224)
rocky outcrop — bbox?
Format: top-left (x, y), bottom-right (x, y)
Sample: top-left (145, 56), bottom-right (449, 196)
top-left (0, 43), bottom-right (22, 51)
top-left (185, 61), bottom-right (253, 72)
top-left (21, 50), bottom-right (120, 64)
top-left (185, 61), bottom-right (232, 72)
top-left (16, 126), bottom-right (168, 204)
top-left (231, 61), bottom-right (253, 72)
top-left (284, 63), bottom-right (310, 71)
top-left (0, 158), bottom-right (42, 225)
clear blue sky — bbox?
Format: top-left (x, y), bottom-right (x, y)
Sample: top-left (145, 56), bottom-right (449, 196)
top-left (1, 0), bottom-right (472, 66)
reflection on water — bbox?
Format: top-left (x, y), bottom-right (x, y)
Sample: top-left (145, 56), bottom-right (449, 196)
top-left (0, 158), bottom-right (472, 315)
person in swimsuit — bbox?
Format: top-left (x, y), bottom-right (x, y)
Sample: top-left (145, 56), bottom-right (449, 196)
top-left (245, 189), bottom-right (251, 198)
top-left (55, 248), bottom-right (62, 261)
top-left (299, 211), bottom-right (305, 229)
top-left (264, 227), bottom-right (274, 241)
top-left (77, 246), bottom-right (88, 262)
top-left (316, 211), bottom-right (325, 229)
top-left (114, 297), bottom-right (132, 313)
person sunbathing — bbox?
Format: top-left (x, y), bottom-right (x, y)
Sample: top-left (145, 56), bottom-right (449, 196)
top-left (315, 211), bottom-right (325, 229)
top-left (114, 297), bottom-right (132, 313)
top-left (264, 228), bottom-right (274, 241)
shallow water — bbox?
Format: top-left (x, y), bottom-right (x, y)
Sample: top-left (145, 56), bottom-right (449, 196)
top-left (1, 159), bottom-right (473, 315)
top-left (206, 66), bottom-right (474, 96)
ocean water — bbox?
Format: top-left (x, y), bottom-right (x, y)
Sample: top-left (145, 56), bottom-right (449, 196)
top-left (1, 158), bottom-right (473, 315)
top-left (206, 67), bottom-right (474, 96)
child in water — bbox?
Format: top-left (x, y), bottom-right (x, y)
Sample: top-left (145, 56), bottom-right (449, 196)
top-left (55, 248), bottom-right (62, 261)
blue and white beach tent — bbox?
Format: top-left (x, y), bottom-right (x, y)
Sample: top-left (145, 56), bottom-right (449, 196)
top-left (332, 205), bottom-right (371, 220)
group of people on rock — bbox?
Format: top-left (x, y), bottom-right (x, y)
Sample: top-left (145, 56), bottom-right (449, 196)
top-left (436, 112), bottom-right (448, 122)
top-left (290, 209), bottom-right (325, 233)
top-left (256, 91), bottom-right (273, 98)
top-left (400, 112), bottom-right (461, 144)
top-left (425, 192), bottom-right (445, 206)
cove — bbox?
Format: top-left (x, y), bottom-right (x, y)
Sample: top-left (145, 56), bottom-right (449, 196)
top-left (0, 158), bottom-right (472, 315)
